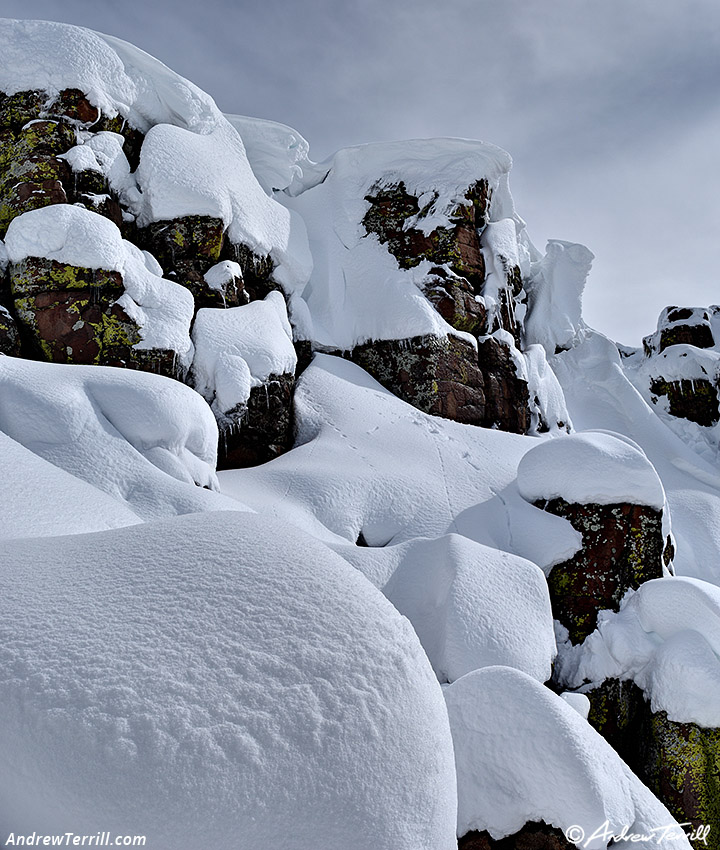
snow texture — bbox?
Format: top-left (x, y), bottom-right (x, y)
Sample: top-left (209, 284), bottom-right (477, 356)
top-left (517, 430), bottom-right (666, 509)
top-left (5, 205), bottom-right (195, 365)
top-left (0, 512), bottom-right (458, 850)
top-left (445, 666), bottom-right (690, 848)
top-left (0, 356), bottom-right (245, 519)
top-left (191, 292), bottom-right (296, 415)
top-left (556, 576), bottom-right (720, 727)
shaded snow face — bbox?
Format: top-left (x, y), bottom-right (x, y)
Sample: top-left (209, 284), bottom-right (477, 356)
top-left (0, 512), bottom-right (458, 850)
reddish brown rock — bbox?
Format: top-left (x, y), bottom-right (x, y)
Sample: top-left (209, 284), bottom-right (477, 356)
top-left (459, 823), bottom-right (576, 850)
top-left (477, 335), bottom-right (530, 434)
top-left (422, 267), bottom-right (489, 337)
top-left (649, 377), bottom-right (719, 427)
top-left (351, 334), bottom-right (486, 425)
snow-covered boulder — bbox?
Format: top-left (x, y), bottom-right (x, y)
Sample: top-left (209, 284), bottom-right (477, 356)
top-left (0, 512), bottom-right (458, 850)
top-left (518, 432), bottom-right (671, 643)
top-left (445, 666), bottom-right (689, 850)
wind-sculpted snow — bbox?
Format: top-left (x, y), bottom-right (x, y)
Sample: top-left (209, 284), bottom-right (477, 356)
top-left (445, 666), bottom-right (690, 848)
top-left (0, 512), bottom-right (457, 850)
top-left (0, 356), bottom-right (245, 519)
top-left (556, 576), bottom-right (720, 727)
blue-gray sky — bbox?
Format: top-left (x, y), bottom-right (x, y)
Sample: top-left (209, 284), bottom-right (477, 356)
top-left (4, 0), bottom-right (720, 345)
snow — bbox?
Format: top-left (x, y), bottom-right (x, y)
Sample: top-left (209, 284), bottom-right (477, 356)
top-left (333, 533), bottom-right (556, 683)
top-left (0, 512), bottom-right (457, 850)
top-left (517, 430), bottom-right (666, 509)
top-left (225, 113), bottom-right (311, 195)
top-left (5, 205), bottom-right (195, 365)
top-left (203, 259), bottom-right (242, 293)
top-left (219, 354), bottom-right (581, 572)
top-left (555, 576), bottom-right (720, 727)
top-left (0, 430), bottom-right (141, 538)
top-left (445, 666), bottom-right (689, 848)
top-left (552, 328), bottom-right (720, 583)
top-left (191, 292), bottom-right (297, 415)
top-left (524, 240), bottom-right (595, 355)
top-left (0, 355), bottom-right (245, 519)
top-left (480, 218), bottom-right (520, 325)
top-left (283, 138), bottom-right (515, 350)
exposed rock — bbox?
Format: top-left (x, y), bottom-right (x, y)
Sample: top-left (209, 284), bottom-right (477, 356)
top-left (459, 823), bottom-right (575, 850)
top-left (649, 377), bottom-right (719, 427)
top-left (638, 710), bottom-right (720, 849)
top-left (351, 334), bottom-right (486, 426)
top-left (644, 306), bottom-right (715, 356)
top-left (9, 256), bottom-right (179, 377)
top-left (477, 335), bottom-right (530, 433)
top-left (539, 499), bottom-right (666, 643)
top-left (584, 677), bottom-right (647, 764)
top-left (217, 373), bottom-right (295, 468)
top-left (362, 179), bottom-right (489, 292)
top-left (422, 266), bottom-right (489, 337)
top-left (222, 240), bottom-right (278, 303)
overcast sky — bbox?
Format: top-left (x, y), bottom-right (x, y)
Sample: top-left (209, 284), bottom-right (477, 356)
top-left (4, 0), bottom-right (720, 345)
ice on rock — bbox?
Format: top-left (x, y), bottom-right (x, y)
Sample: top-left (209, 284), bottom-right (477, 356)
top-left (445, 666), bottom-right (689, 848)
top-left (333, 533), bottom-right (556, 684)
top-left (0, 356), bottom-right (245, 519)
top-left (517, 430), bottom-right (666, 510)
top-left (5, 205), bottom-right (195, 366)
top-left (556, 576), bottom-right (720, 727)
top-left (191, 292), bottom-right (297, 415)
top-left (0, 512), bottom-right (458, 850)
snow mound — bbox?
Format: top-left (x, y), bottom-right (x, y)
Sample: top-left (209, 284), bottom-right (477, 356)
top-left (334, 533), bottom-right (556, 683)
top-left (5, 205), bottom-right (195, 366)
top-left (0, 430), bottom-right (141, 539)
top-left (191, 292), bottom-right (297, 415)
top-left (0, 512), bottom-right (457, 850)
top-left (445, 666), bottom-right (689, 848)
top-left (0, 356), bottom-right (245, 519)
top-left (219, 354), bottom-right (581, 571)
top-left (284, 138), bottom-right (516, 350)
top-left (556, 576), bottom-right (720, 727)
top-left (517, 430), bottom-right (666, 509)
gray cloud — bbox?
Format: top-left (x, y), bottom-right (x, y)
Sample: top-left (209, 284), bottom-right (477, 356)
top-left (3, 0), bottom-right (720, 343)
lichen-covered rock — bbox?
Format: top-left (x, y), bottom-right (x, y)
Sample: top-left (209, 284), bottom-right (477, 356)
top-left (222, 240), bottom-right (278, 303)
top-left (351, 334), bottom-right (486, 426)
top-left (459, 823), bottom-right (576, 850)
top-left (362, 179), bottom-right (489, 292)
top-left (638, 711), bottom-right (720, 849)
top-left (422, 267), bottom-right (489, 337)
top-left (649, 377), bottom-right (719, 427)
top-left (540, 499), bottom-right (667, 643)
top-left (584, 678), bottom-right (647, 765)
top-left (477, 334), bottom-right (530, 433)
top-left (643, 306), bottom-right (716, 356)
top-left (218, 373), bottom-right (295, 468)
top-left (8, 256), bottom-right (180, 376)
top-left (0, 304), bottom-right (21, 355)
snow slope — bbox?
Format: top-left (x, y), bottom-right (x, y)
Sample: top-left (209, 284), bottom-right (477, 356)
top-left (0, 512), bottom-right (457, 850)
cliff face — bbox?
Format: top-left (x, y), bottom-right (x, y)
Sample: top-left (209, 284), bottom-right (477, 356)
top-left (0, 18), bottom-right (719, 850)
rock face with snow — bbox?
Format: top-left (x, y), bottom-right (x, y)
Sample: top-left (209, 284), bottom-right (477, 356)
top-left (2, 17), bottom-right (720, 850)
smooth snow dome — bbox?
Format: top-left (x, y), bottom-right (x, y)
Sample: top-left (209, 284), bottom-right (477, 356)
top-left (0, 430), bottom-right (141, 538)
top-left (517, 430), bottom-right (666, 509)
top-left (337, 533), bottom-right (556, 683)
top-left (0, 512), bottom-right (457, 850)
top-left (556, 577), bottom-right (720, 727)
top-left (5, 205), bottom-right (195, 364)
top-left (0, 356), bottom-right (245, 519)
top-left (192, 291), bottom-right (297, 414)
top-left (445, 666), bottom-right (688, 848)
top-left (284, 138), bottom-right (516, 350)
